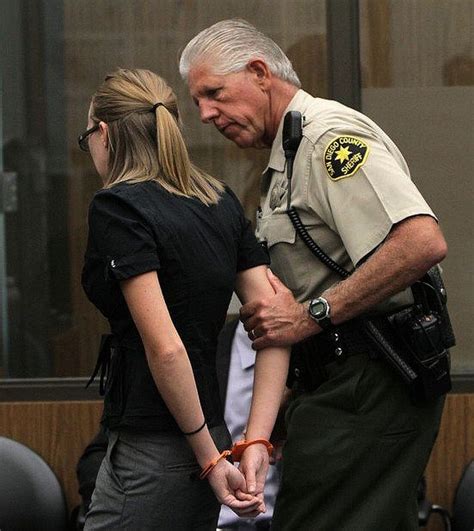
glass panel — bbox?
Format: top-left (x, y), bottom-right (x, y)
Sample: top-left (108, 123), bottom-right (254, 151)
top-left (0, 0), bottom-right (327, 378)
top-left (360, 0), bottom-right (474, 373)
top-left (0, 74), bottom-right (7, 377)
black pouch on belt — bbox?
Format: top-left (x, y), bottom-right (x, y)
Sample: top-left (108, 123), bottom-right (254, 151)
top-left (388, 266), bottom-right (454, 403)
top-left (287, 335), bottom-right (328, 392)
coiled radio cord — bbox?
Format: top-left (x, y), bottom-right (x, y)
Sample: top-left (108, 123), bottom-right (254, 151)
top-left (286, 206), bottom-right (352, 279)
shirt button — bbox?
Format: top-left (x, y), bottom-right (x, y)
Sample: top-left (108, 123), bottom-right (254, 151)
top-left (110, 260), bottom-right (116, 268)
top-left (335, 347), bottom-right (343, 357)
top-left (294, 368), bottom-right (301, 377)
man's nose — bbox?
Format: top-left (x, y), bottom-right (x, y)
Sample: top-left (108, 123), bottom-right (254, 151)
top-left (199, 101), bottom-right (218, 124)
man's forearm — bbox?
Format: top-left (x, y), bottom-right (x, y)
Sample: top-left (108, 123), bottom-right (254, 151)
top-left (322, 215), bottom-right (447, 327)
top-left (240, 216), bottom-right (447, 350)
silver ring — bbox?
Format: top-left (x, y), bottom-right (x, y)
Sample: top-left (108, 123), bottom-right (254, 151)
top-left (250, 329), bottom-right (256, 340)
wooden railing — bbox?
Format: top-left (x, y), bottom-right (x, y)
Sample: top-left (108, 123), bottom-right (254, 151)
top-left (0, 393), bottom-right (472, 527)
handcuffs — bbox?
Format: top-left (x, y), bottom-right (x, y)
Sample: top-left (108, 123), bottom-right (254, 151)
top-left (199, 438), bottom-right (274, 480)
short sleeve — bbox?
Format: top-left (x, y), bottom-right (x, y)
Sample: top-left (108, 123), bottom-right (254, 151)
top-left (225, 187), bottom-right (270, 271)
top-left (307, 129), bottom-right (435, 265)
top-left (237, 216), bottom-right (270, 271)
top-left (88, 190), bottom-right (161, 281)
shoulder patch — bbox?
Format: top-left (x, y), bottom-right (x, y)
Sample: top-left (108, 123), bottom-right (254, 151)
top-left (324, 136), bottom-right (369, 180)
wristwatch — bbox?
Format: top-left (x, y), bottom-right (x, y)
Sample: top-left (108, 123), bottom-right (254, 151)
top-left (308, 297), bottom-right (332, 330)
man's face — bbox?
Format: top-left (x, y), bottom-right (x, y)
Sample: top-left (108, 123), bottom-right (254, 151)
top-left (188, 63), bottom-right (271, 149)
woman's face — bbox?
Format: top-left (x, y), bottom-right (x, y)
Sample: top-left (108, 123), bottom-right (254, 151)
top-left (87, 103), bottom-right (109, 182)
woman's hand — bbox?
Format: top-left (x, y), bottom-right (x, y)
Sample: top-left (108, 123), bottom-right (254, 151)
top-left (207, 458), bottom-right (265, 517)
top-left (238, 444), bottom-right (270, 502)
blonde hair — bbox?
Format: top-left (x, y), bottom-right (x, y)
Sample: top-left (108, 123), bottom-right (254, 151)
top-left (91, 68), bottom-right (224, 205)
top-left (179, 19), bottom-right (300, 87)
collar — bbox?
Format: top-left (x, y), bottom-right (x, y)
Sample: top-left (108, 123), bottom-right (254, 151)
top-left (262, 89), bottom-right (316, 175)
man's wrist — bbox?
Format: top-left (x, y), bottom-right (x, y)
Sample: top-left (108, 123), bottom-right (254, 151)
top-left (307, 296), bottom-right (332, 330)
top-left (299, 301), bottom-right (323, 337)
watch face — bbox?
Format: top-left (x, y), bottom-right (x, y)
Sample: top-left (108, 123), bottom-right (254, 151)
top-left (309, 299), bottom-right (327, 319)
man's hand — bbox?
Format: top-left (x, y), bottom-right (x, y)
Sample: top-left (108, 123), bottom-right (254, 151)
top-left (207, 458), bottom-right (264, 517)
top-left (240, 269), bottom-right (318, 349)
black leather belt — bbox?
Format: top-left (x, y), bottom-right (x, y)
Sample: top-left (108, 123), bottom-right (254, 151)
top-left (288, 318), bottom-right (390, 392)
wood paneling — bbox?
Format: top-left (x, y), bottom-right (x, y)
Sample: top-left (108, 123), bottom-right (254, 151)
top-left (0, 400), bottom-right (102, 512)
top-left (359, 0), bottom-right (392, 88)
top-left (0, 394), bottom-right (472, 525)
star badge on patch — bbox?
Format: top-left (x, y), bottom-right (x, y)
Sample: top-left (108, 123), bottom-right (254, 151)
top-left (324, 136), bottom-right (369, 180)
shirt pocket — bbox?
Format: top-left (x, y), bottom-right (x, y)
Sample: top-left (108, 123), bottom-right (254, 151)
top-left (263, 213), bottom-right (296, 248)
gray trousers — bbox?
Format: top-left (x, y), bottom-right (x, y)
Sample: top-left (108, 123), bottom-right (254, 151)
top-left (85, 424), bottom-right (231, 530)
top-left (272, 353), bottom-right (445, 531)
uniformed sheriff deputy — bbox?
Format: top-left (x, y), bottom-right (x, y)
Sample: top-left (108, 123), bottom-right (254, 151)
top-left (180, 19), bottom-right (448, 531)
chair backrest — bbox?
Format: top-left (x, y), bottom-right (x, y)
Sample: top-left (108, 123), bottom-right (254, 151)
top-left (0, 436), bottom-right (67, 531)
top-left (452, 460), bottom-right (474, 531)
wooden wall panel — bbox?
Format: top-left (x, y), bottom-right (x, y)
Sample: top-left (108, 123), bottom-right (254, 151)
top-left (359, 0), bottom-right (392, 88)
top-left (0, 394), bottom-right (472, 525)
top-left (0, 401), bottom-right (102, 512)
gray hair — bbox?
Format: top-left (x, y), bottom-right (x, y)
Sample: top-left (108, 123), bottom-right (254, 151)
top-left (179, 19), bottom-right (301, 87)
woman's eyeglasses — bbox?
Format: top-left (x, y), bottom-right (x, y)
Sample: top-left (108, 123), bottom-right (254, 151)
top-left (78, 124), bottom-right (99, 152)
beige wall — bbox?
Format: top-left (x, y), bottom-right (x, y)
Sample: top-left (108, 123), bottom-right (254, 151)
top-left (362, 87), bottom-right (474, 372)
top-left (360, 0), bottom-right (473, 373)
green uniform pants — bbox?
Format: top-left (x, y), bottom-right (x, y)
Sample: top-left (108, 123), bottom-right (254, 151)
top-left (272, 353), bottom-right (445, 531)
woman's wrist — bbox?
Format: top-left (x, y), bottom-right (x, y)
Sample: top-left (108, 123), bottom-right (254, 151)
top-left (231, 438), bottom-right (273, 462)
top-left (184, 425), bottom-right (220, 468)
top-left (244, 428), bottom-right (272, 441)
top-left (199, 437), bottom-right (273, 480)
top-left (200, 450), bottom-right (232, 479)
top-left (182, 419), bottom-right (206, 436)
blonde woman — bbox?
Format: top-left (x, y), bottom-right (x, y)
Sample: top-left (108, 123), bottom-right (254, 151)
top-left (79, 69), bottom-right (289, 529)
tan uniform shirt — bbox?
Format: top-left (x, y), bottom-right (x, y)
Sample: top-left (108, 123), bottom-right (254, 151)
top-left (256, 90), bottom-right (435, 311)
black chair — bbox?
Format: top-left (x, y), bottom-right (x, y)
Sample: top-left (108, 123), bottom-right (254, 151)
top-left (0, 436), bottom-right (68, 531)
top-left (418, 476), bottom-right (452, 530)
top-left (451, 460), bottom-right (474, 531)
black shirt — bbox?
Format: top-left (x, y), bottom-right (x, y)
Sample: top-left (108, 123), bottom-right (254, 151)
top-left (82, 181), bottom-right (268, 432)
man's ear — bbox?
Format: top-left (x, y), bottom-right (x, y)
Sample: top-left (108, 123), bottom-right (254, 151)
top-left (98, 121), bottom-right (109, 149)
top-left (246, 59), bottom-right (272, 87)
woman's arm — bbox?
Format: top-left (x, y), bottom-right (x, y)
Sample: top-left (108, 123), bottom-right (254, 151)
top-left (234, 265), bottom-right (291, 497)
top-left (120, 271), bottom-right (262, 513)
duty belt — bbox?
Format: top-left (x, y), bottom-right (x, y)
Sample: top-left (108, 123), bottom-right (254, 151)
top-left (288, 317), bottom-right (392, 392)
